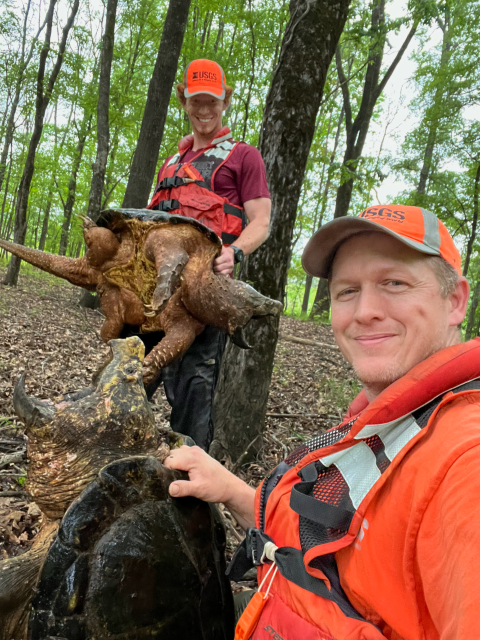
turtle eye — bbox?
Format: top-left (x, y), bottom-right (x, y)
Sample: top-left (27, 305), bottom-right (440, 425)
top-left (124, 365), bottom-right (137, 376)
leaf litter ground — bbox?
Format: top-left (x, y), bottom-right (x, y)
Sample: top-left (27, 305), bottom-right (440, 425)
top-left (0, 267), bottom-right (358, 586)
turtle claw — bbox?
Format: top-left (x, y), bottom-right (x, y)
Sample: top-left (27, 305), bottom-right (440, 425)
top-left (143, 304), bottom-right (157, 317)
top-left (169, 431), bottom-right (196, 448)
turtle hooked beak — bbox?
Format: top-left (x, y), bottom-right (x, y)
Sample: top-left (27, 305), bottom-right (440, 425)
top-left (13, 374), bottom-right (56, 426)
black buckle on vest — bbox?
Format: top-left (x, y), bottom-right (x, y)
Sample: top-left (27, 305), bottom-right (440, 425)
top-left (157, 199), bottom-right (180, 212)
top-left (247, 528), bottom-right (274, 566)
top-left (225, 528), bottom-right (274, 582)
top-left (156, 176), bottom-right (186, 191)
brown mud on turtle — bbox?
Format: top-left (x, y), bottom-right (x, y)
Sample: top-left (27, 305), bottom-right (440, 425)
top-left (0, 209), bottom-right (282, 384)
top-left (0, 337), bottom-right (234, 640)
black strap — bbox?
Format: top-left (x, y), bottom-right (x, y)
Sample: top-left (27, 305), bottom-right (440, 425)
top-left (290, 461), bottom-right (353, 530)
top-left (156, 176), bottom-right (188, 191)
top-left (290, 482), bottom-right (354, 530)
top-left (221, 231), bottom-right (239, 245)
top-left (155, 199), bottom-right (179, 212)
top-left (224, 202), bottom-right (245, 219)
top-left (226, 528), bottom-right (274, 580)
top-left (274, 547), bottom-right (331, 599)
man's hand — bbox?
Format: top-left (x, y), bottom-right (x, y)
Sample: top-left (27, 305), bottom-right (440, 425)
top-left (164, 445), bottom-right (256, 529)
top-left (213, 246), bottom-right (235, 276)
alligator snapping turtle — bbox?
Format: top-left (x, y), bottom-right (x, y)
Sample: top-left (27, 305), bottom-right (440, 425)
top-left (0, 337), bottom-right (234, 640)
top-left (0, 209), bottom-right (282, 383)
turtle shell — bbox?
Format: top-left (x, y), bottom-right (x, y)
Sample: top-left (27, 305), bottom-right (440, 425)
top-left (29, 456), bottom-right (234, 640)
top-left (97, 208), bottom-right (222, 249)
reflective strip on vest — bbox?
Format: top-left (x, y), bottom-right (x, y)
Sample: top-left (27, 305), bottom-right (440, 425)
top-left (167, 153), bottom-right (180, 167)
top-left (320, 415), bottom-right (420, 509)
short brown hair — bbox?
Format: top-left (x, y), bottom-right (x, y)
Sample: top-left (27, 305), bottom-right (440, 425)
top-left (426, 255), bottom-right (460, 298)
top-left (176, 82), bottom-right (234, 108)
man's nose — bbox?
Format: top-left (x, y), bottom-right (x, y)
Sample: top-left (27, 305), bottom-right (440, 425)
top-left (353, 286), bottom-right (386, 324)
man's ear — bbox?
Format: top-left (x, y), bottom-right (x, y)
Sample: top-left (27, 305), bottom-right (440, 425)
top-left (449, 276), bottom-right (470, 327)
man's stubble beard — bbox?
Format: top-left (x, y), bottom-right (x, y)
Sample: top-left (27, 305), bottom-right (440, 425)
top-left (352, 328), bottom-right (450, 399)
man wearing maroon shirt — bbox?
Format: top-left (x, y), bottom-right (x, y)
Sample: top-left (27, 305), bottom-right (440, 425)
top-left (145, 59), bottom-right (271, 450)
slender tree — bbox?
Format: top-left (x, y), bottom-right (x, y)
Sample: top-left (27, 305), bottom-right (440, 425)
top-left (334, 0), bottom-right (418, 219)
top-left (58, 115), bottom-right (93, 255)
top-left (122, 0), bottom-right (192, 208)
top-left (86, 0), bottom-right (118, 221)
top-left (0, 0), bottom-right (48, 196)
top-left (212, 0), bottom-right (352, 461)
top-left (416, 6), bottom-right (454, 196)
top-left (3, 0), bottom-right (80, 286)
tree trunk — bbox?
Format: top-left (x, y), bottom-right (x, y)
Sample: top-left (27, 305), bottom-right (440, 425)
top-left (122, 0), bottom-right (192, 208)
top-left (309, 277), bottom-right (330, 319)
top-left (333, 0), bottom-right (417, 219)
top-left (463, 162), bottom-right (480, 277)
top-left (78, 0), bottom-right (118, 308)
top-left (38, 193), bottom-right (53, 252)
top-left (416, 8), bottom-right (453, 196)
top-left (466, 280), bottom-right (480, 341)
top-left (3, 0), bottom-right (80, 286)
top-left (212, 0), bottom-right (352, 462)
top-left (0, 0), bottom-right (48, 195)
top-left (301, 273), bottom-right (314, 314)
top-left (86, 0), bottom-right (118, 222)
top-left (58, 117), bottom-right (92, 255)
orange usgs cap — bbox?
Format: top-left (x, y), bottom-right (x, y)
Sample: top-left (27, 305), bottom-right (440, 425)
top-left (184, 59), bottom-right (227, 100)
top-left (302, 204), bottom-right (462, 278)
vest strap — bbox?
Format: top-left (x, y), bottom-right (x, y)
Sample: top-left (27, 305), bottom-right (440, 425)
top-left (156, 199), bottom-right (180, 212)
top-left (157, 176), bottom-right (186, 190)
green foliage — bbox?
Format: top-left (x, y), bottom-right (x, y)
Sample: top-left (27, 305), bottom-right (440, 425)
top-left (1, 0), bottom-right (479, 333)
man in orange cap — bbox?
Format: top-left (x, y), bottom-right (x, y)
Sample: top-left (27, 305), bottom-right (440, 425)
top-left (145, 59), bottom-right (271, 450)
top-left (165, 205), bottom-right (480, 639)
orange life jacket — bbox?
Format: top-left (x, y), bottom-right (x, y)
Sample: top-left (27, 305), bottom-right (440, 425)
top-left (147, 127), bottom-right (246, 245)
top-left (231, 339), bottom-right (480, 640)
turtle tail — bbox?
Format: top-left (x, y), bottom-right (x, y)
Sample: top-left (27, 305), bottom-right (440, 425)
top-left (0, 238), bottom-right (98, 290)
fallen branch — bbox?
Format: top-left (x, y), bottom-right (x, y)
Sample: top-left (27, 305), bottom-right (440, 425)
top-left (0, 451), bottom-right (25, 470)
top-left (266, 412), bottom-right (326, 419)
top-left (280, 333), bottom-right (340, 350)
top-left (232, 434), bottom-right (262, 473)
top-left (269, 432), bottom-right (289, 459)
top-left (0, 491), bottom-right (28, 497)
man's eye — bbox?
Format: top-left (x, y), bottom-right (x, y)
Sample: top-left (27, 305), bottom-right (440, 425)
top-left (337, 288), bottom-right (357, 298)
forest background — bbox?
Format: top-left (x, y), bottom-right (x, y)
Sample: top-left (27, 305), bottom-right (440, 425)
top-left (1, 0), bottom-right (480, 390)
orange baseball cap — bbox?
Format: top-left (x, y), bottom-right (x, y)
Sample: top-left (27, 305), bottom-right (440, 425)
top-left (302, 204), bottom-right (462, 278)
top-left (183, 59), bottom-right (227, 100)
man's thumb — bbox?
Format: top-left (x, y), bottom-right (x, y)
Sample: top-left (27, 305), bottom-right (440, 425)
top-left (169, 481), bottom-right (189, 497)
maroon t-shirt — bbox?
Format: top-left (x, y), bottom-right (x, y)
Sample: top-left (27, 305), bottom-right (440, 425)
top-left (158, 143), bottom-right (270, 208)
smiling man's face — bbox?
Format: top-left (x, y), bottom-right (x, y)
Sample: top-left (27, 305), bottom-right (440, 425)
top-left (330, 232), bottom-right (467, 400)
top-left (185, 94), bottom-right (225, 139)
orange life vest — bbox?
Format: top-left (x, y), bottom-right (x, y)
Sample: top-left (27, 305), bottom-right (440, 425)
top-left (147, 127), bottom-right (246, 245)
top-left (231, 339), bottom-right (480, 640)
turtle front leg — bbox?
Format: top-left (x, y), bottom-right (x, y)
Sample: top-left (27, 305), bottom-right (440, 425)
top-left (144, 228), bottom-right (189, 314)
top-left (142, 291), bottom-right (204, 384)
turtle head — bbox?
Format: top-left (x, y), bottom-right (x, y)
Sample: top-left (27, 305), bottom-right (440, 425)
top-left (95, 336), bottom-right (146, 394)
top-left (15, 338), bottom-right (159, 519)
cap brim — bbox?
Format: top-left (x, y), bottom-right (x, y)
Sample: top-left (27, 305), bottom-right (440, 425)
top-left (184, 87), bottom-right (226, 100)
top-left (302, 217), bottom-right (442, 279)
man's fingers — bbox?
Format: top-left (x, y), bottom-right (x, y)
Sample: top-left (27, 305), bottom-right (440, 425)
top-left (169, 480), bottom-right (193, 498)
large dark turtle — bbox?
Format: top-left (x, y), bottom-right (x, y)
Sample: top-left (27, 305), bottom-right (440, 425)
top-left (0, 209), bottom-right (282, 384)
top-left (29, 456), bottom-right (234, 640)
top-left (0, 337), bottom-right (233, 640)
